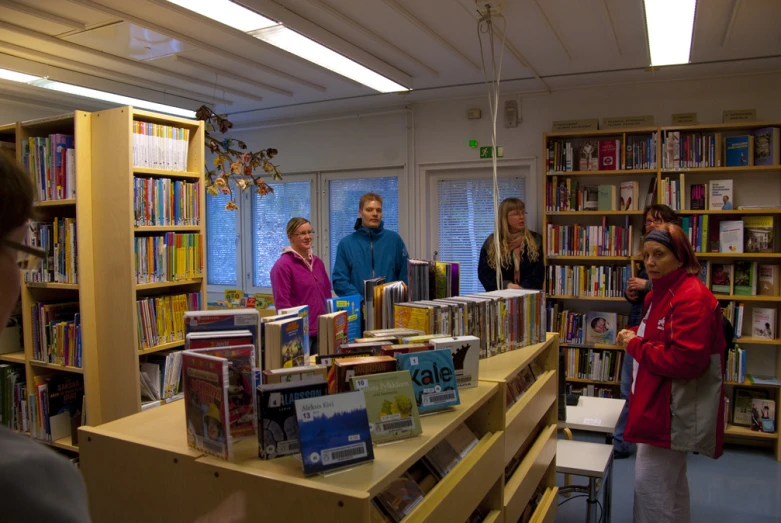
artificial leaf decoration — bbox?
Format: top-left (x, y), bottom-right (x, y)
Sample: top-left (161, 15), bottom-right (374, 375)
top-left (197, 105), bottom-right (282, 210)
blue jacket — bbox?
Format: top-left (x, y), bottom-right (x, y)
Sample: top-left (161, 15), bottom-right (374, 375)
top-left (332, 219), bottom-right (408, 301)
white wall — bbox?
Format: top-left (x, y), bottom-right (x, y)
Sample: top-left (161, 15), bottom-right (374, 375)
top-left (0, 99), bottom-right (71, 125)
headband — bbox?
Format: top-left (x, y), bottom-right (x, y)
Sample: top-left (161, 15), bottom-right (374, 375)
top-left (644, 229), bottom-right (674, 252)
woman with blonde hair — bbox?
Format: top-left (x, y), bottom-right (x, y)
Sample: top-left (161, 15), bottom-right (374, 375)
top-left (477, 198), bottom-right (544, 291)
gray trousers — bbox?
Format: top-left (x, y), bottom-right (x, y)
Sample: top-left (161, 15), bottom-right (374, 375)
top-left (634, 443), bottom-right (691, 523)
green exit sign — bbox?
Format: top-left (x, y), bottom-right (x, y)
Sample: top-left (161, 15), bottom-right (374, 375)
top-left (469, 139), bottom-right (478, 148)
top-left (479, 146), bottom-right (504, 158)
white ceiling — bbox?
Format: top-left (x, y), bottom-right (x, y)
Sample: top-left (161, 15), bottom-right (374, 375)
top-left (0, 0), bottom-right (779, 124)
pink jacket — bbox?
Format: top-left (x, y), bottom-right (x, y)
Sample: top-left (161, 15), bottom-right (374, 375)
top-left (269, 249), bottom-right (331, 336)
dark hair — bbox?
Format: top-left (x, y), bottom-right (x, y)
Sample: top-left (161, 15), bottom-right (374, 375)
top-left (642, 204), bottom-right (680, 236)
top-left (0, 151), bottom-right (34, 239)
top-left (646, 223), bottom-right (701, 276)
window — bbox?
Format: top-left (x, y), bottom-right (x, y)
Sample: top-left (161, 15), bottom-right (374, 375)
top-left (252, 181), bottom-right (312, 288)
top-left (328, 176), bottom-right (399, 271)
top-left (206, 189), bottom-right (237, 286)
top-left (437, 177), bottom-right (526, 294)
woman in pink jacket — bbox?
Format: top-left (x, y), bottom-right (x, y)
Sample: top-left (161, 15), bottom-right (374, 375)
top-left (270, 217), bottom-right (332, 355)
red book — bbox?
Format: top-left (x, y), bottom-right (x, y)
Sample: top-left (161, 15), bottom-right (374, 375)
top-left (599, 140), bottom-right (617, 170)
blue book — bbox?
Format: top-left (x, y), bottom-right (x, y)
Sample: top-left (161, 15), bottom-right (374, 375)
top-left (327, 295), bottom-right (362, 343)
top-left (725, 135), bottom-right (753, 166)
top-left (295, 390), bottom-right (374, 475)
top-left (395, 348), bottom-right (461, 413)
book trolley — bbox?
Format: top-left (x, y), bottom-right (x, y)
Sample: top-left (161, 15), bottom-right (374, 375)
top-left (79, 335), bottom-right (559, 522)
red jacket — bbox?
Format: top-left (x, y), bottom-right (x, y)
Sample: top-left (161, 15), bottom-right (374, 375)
top-left (625, 268), bottom-right (725, 458)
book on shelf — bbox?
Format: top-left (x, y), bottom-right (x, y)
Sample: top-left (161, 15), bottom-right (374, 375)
top-left (374, 472), bottom-right (426, 522)
top-left (370, 281), bottom-right (408, 331)
top-left (0, 364), bottom-right (27, 432)
top-left (660, 174), bottom-right (683, 211)
top-left (22, 134), bottom-right (75, 201)
top-left (732, 388), bottom-right (768, 426)
top-left (680, 215), bottom-right (709, 253)
top-left (422, 438), bottom-right (462, 479)
top-left (257, 376), bottom-right (327, 459)
top-left (690, 184), bottom-right (707, 210)
top-left (719, 221), bottom-right (744, 253)
top-left (579, 139), bottom-right (599, 171)
top-left (565, 383), bottom-right (616, 398)
top-left (143, 350), bottom-right (183, 400)
top-left (752, 307), bottom-right (776, 339)
top-left (619, 181), bottom-right (639, 211)
top-left (645, 177), bottom-right (657, 209)
top-left (725, 345), bottom-right (746, 383)
top-left (599, 139), bottom-right (620, 170)
top-left (711, 264), bottom-right (734, 295)
top-left (751, 398), bottom-right (776, 433)
top-left (735, 303), bottom-right (745, 338)
top-left (546, 264), bottom-right (630, 298)
top-left (624, 133), bottom-right (658, 170)
top-left (753, 127), bottom-right (780, 166)
top-left (137, 292), bottom-right (200, 350)
top-left (25, 218), bottom-right (78, 284)
top-left (393, 303), bottom-right (434, 334)
top-left (294, 389), bottom-right (374, 475)
top-left (363, 277), bottom-right (386, 331)
top-left (326, 295), bottom-right (361, 343)
top-left (395, 349), bottom-right (460, 413)
top-left (317, 311), bottom-right (348, 356)
top-left (663, 131), bottom-right (723, 169)
top-left (265, 316), bottom-right (307, 370)
top-left (133, 177), bottom-right (201, 226)
top-left (276, 305), bottom-right (310, 362)
top-left (134, 233), bottom-right (203, 283)
top-left (30, 373), bottom-right (84, 443)
top-left (733, 262), bottom-right (758, 296)
top-left (381, 344), bottom-right (431, 357)
top-left (407, 259), bottom-right (459, 301)
top-left (334, 355), bottom-right (396, 393)
top-left (429, 335), bottom-right (480, 389)
top-left (444, 422), bottom-right (479, 458)
top-left (566, 347), bottom-right (623, 383)
top-left (261, 364), bottom-right (327, 385)
top-left (698, 260), bottom-right (710, 286)
top-left (709, 180), bottom-right (734, 211)
top-left (132, 121), bottom-right (191, 172)
top-left (506, 366), bottom-right (537, 408)
top-left (597, 184), bottom-right (616, 210)
top-left (743, 216), bottom-right (774, 253)
top-left (350, 370), bottom-right (422, 444)
top-left (758, 265), bottom-right (780, 296)
top-left (585, 311), bottom-right (618, 345)
top-left (545, 217), bottom-right (633, 256)
top-left (31, 301), bottom-right (81, 367)
top-left (186, 329), bottom-right (252, 350)
top-left (748, 374), bottom-right (781, 386)
top-left (725, 135), bottom-right (754, 167)
top-left (182, 351), bottom-right (232, 460)
top-left (338, 340), bottom-right (392, 355)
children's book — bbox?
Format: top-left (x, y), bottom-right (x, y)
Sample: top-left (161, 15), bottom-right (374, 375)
top-left (752, 308), bottom-right (776, 339)
top-left (334, 355), bottom-right (396, 393)
top-left (277, 305), bottom-right (310, 361)
top-left (751, 398), bottom-right (776, 433)
top-left (317, 311), bottom-right (348, 356)
top-left (743, 216), bottom-right (774, 253)
top-left (375, 472), bottom-right (426, 522)
top-left (257, 377), bottom-right (327, 459)
top-left (711, 264), bottom-right (733, 294)
top-left (719, 220), bottom-right (744, 253)
top-left (758, 265), bottom-right (781, 296)
top-left (709, 180), bottom-right (734, 211)
top-left (184, 309), bottom-right (261, 367)
top-left (327, 295), bottom-right (362, 342)
top-left (350, 370), bottom-right (421, 443)
top-left (182, 352), bottom-right (232, 460)
top-left (295, 390), bottom-right (374, 475)
top-left (185, 330), bottom-right (253, 350)
top-left (395, 349), bottom-right (461, 413)
top-left (262, 364), bottom-right (328, 385)
top-left (584, 312), bottom-right (617, 345)
top-left (265, 316), bottom-right (307, 370)
top-left (430, 336), bottom-right (481, 389)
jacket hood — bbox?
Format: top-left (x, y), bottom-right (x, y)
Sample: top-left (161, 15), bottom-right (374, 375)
top-left (354, 217), bottom-right (385, 236)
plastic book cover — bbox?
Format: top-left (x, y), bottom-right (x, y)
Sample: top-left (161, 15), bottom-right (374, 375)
top-left (430, 336), bottom-right (480, 389)
top-left (257, 378), bottom-right (327, 459)
top-left (295, 390), bottom-right (374, 475)
top-left (190, 345), bottom-right (256, 439)
top-left (334, 355), bottom-right (396, 393)
top-left (184, 309), bottom-right (260, 365)
top-left (444, 423), bottom-right (479, 458)
top-left (182, 352), bottom-right (232, 460)
top-left (277, 305), bottom-right (310, 361)
top-left (393, 304), bottom-right (433, 334)
top-left (395, 348), bottom-right (461, 413)
top-left (316, 351), bottom-right (377, 394)
top-left (350, 370), bottom-right (421, 443)
top-left (266, 316), bottom-right (307, 370)
top-left (186, 330), bottom-right (253, 350)
top-left (327, 295), bottom-right (362, 343)
top-left (423, 439), bottom-right (461, 479)
top-left (751, 399), bottom-right (776, 433)
top-left (584, 312), bottom-right (617, 345)
top-left (375, 472), bottom-right (425, 522)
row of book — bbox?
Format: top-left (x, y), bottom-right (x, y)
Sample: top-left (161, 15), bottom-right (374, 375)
top-left (31, 301), bottom-right (82, 368)
top-left (546, 136), bottom-right (655, 173)
top-left (136, 293), bottom-right (201, 350)
top-left (726, 346), bottom-right (747, 383)
top-left (30, 373), bottom-right (85, 442)
top-left (661, 128), bottom-right (780, 169)
top-left (722, 301), bottom-right (776, 340)
top-left (134, 233), bottom-right (203, 283)
top-left (546, 178), bottom-right (648, 212)
top-left (545, 264), bottom-right (630, 298)
top-left (132, 120), bottom-right (191, 172)
top-left (24, 218), bottom-right (78, 284)
top-left (133, 177), bottom-right (201, 227)
top-left (364, 278), bottom-right (406, 331)
top-left (566, 382), bottom-right (616, 398)
top-left (0, 364), bottom-right (26, 431)
top-left (547, 306), bottom-right (629, 346)
top-left (407, 259), bottom-right (460, 302)
top-left (707, 261), bottom-right (780, 297)
top-left (546, 219), bottom-right (634, 257)
top-left (731, 389), bottom-right (776, 433)
top-left (566, 348), bottom-right (623, 383)
top-left (140, 351), bottom-right (183, 404)
top-left (22, 134), bottom-right (75, 201)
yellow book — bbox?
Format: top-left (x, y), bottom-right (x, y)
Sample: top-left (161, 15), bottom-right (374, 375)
top-left (393, 304), bottom-right (432, 333)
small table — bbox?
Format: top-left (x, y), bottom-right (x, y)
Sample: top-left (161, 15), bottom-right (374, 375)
top-left (559, 396), bottom-right (626, 435)
top-left (557, 439), bottom-right (614, 523)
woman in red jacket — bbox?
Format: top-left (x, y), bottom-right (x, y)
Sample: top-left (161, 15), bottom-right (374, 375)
top-left (617, 223), bottom-right (725, 523)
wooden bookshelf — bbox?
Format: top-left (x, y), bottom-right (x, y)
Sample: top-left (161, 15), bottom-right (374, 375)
top-left (724, 424), bottom-right (777, 440)
top-left (678, 209), bottom-right (781, 215)
top-left (724, 380), bottom-right (780, 389)
top-left (546, 210), bottom-right (644, 216)
top-left (138, 340), bottom-right (185, 356)
top-left (561, 343), bottom-right (624, 351)
top-left (565, 377), bottom-right (619, 386)
top-left (713, 295), bottom-right (781, 302)
top-left (545, 256), bottom-right (632, 262)
top-left (546, 168), bottom-right (656, 176)
top-left (548, 295), bottom-right (626, 302)
top-left (34, 199), bottom-right (77, 207)
top-left (660, 165), bottom-right (781, 174)
top-left (0, 351), bottom-right (26, 364)
top-left (136, 278), bottom-right (204, 291)
top-left (733, 336), bottom-right (781, 345)
top-left (25, 282), bottom-right (80, 290)
top-left (134, 226), bottom-right (202, 233)
top-left (132, 167), bottom-right (201, 179)
top-left (29, 360), bottom-right (84, 374)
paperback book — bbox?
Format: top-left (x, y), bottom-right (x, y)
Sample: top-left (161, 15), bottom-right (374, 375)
top-left (422, 439), bottom-right (462, 479)
top-left (711, 264), bottom-right (733, 294)
top-left (182, 352), bottom-right (232, 460)
top-left (733, 389), bottom-right (768, 426)
top-left (277, 305), bottom-right (310, 361)
top-left (751, 398), bottom-right (776, 433)
top-left (430, 336), bottom-right (481, 389)
top-left (317, 311), bottom-right (348, 356)
top-left (262, 364), bottom-right (328, 385)
top-left (395, 349), bottom-right (461, 413)
top-left (184, 309), bottom-right (261, 368)
top-left (186, 330), bottom-right (253, 350)
top-left (257, 377), bottom-right (327, 459)
top-left (350, 370), bottom-right (422, 443)
top-left (295, 390), bottom-right (374, 475)
top-left (743, 216), bottom-right (774, 253)
top-left (709, 180), bottom-right (734, 211)
top-left (719, 220), bottom-right (744, 253)
top-left (752, 308), bottom-right (776, 339)
top-left (753, 127), bottom-right (780, 166)
top-left (733, 262), bottom-right (758, 296)
top-left (725, 135), bottom-right (754, 166)
top-left (265, 316), bottom-right (307, 370)
top-left (326, 295), bottom-right (361, 342)
top-left (758, 265), bottom-right (780, 296)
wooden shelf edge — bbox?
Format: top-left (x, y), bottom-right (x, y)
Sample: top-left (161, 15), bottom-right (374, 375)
top-left (678, 209), bottom-right (781, 215)
top-left (0, 351), bottom-right (26, 364)
top-left (134, 226), bottom-right (202, 233)
top-left (561, 343), bottom-right (624, 351)
top-left (733, 337), bottom-right (781, 345)
top-left (479, 337), bottom-right (556, 383)
top-left (139, 340), bottom-right (185, 355)
top-left (50, 435), bottom-right (79, 452)
top-left (548, 296), bottom-right (626, 301)
top-left (529, 486), bottom-right (558, 523)
top-left (724, 424), bottom-right (777, 440)
top-left (132, 167), bottom-right (201, 179)
top-left (699, 253), bottom-right (781, 259)
top-left (29, 360), bottom-right (84, 374)
top-left (724, 380), bottom-right (781, 389)
top-left (136, 278), bottom-right (203, 290)
top-left (25, 282), bottom-right (79, 290)
top-left (503, 425), bottom-right (557, 522)
top-left (661, 165), bottom-right (781, 173)
top-left (713, 295), bottom-right (781, 302)
top-left (545, 256), bottom-right (635, 261)
top-left (565, 377), bottom-right (619, 385)
top-left (546, 211), bottom-right (644, 216)
top-left (546, 169), bottom-right (657, 176)
top-left (481, 510), bottom-right (502, 523)
top-left (34, 199), bottom-right (77, 207)
top-left (506, 371), bottom-right (556, 429)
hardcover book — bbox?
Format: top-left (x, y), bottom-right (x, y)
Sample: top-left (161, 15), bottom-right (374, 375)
top-left (758, 265), bottom-right (780, 296)
top-left (295, 390), bottom-right (374, 475)
top-left (619, 181), bottom-right (638, 211)
top-left (327, 295), bottom-right (362, 343)
top-left (350, 370), bottom-right (422, 443)
top-left (334, 355), bottom-right (397, 393)
top-left (733, 262), bottom-right (758, 296)
top-left (725, 135), bottom-right (754, 166)
top-left (277, 305), bottom-right (310, 361)
top-left (375, 472), bottom-right (426, 522)
top-left (753, 127), bottom-right (780, 166)
top-left (395, 349), bottom-right (461, 413)
top-left (709, 180), bottom-right (734, 211)
top-left (265, 316), bottom-right (307, 370)
top-left (257, 378), bottom-right (328, 459)
top-left (752, 308), bottom-right (776, 339)
top-left (182, 352), bottom-right (232, 460)
top-left (393, 304), bottom-right (434, 334)
top-left (430, 336), bottom-right (481, 389)
top-left (598, 139), bottom-right (618, 170)
top-left (584, 312), bottom-right (617, 345)
top-left (579, 139), bottom-right (599, 171)
top-left (719, 220), bottom-right (744, 253)
top-left (582, 185), bottom-right (599, 211)
top-left (597, 184), bottom-right (615, 211)
top-left (743, 216), bottom-right (774, 253)
top-left (750, 398), bottom-right (776, 433)
top-left (317, 311), bottom-right (348, 356)
top-left (690, 183), bottom-right (706, 210)
top-left (711, 264), bottom-right (733, 294)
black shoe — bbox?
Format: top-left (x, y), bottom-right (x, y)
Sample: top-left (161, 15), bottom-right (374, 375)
top-left (613, 449), bottom-right (632, 460)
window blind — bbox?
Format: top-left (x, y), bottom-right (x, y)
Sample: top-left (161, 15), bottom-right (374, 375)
top-left (205, 190), bottom-right (237, 286)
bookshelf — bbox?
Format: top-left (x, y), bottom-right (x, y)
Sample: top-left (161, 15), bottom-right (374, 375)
top-left (544, 120), bottom-right (781, 460)
top-left (78, 336), bottom-right (559, 522)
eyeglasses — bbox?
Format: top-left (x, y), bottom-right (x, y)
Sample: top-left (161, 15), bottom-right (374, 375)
top-left (508, 211), bottom-right (528, 217)
top-left (2, 239), bottom-right (45, 272)
top-left (294, 230), bottom-right (316, 238)
top-left (644, 218), bottom-right (663, 227)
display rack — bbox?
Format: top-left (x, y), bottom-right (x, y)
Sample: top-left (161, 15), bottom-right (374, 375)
top-left (79, 335), bottom-right (558, 522)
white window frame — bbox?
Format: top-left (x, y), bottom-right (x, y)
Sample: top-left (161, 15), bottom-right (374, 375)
top-left (419, 158), bottom-right (537, 261)
top-left (319, 167), bottom-right (407, 279)
top-left (205, 181), bottom-right (244, 303)
top-left (242, 173), bottom-right (319, 295)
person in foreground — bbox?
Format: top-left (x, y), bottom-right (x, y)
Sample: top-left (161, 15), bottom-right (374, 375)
top-left (332, 192), bottom-right (408, 301)
top-left (0, 152), bottom-right (91, 522)
top-left (270, 217), bottom-right (331, 355)
top-left (478, 198), bottom-right (544, 291)
top-left (614, 204), bottom-right (680, 459)
top-left (617, 223), bottom-right (725, 523)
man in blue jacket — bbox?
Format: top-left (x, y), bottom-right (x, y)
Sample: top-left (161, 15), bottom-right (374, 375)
top-left (332, 192), bottom-right (408, 302)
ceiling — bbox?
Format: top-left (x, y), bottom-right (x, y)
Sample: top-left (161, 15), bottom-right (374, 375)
top-left (0, 0), bottom-right (780, 125)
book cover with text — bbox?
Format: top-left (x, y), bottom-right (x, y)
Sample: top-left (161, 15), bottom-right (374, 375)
top-left (350, 370), bottom-right (421, 443)
top-left (395, 349), bottom-right (460, 413)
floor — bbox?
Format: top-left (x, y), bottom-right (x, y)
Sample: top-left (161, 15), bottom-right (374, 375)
top-left (555, 431), bottom-right (781, 523)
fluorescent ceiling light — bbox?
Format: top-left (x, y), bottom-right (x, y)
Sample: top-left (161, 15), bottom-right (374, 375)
top-left (644, 0), bottom-right (697, 67)
top-left (167, 0), bottom-right (409, 93)
top-left (0, 67), bottom-right (195, 118)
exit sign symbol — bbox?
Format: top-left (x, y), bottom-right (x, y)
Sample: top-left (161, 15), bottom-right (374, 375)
top-left (480, 146), bottom-right (492, 158)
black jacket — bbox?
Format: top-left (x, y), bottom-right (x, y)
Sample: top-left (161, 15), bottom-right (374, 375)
top-left (625, 265), bottom-right (651, 327)
top-left (478, 232), bottom-right (545, 291)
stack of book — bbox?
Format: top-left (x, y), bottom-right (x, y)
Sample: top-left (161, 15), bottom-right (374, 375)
top-left (547, 307), bottom-right (628, 346)
top-left (407, 259), bottom-right (459, 301)
top-left (24, 219), bottom-right (78, 284)
top-left (133, 178), bottom-right (201, 226)
top-left (132, 121), bottom-right (191, 172)
top-left (22, 134), bottom-right (75, 201)
top-left (365, 280), bottom-right (407, 331)
top-left (134, 233), bottom-right (203, 283)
